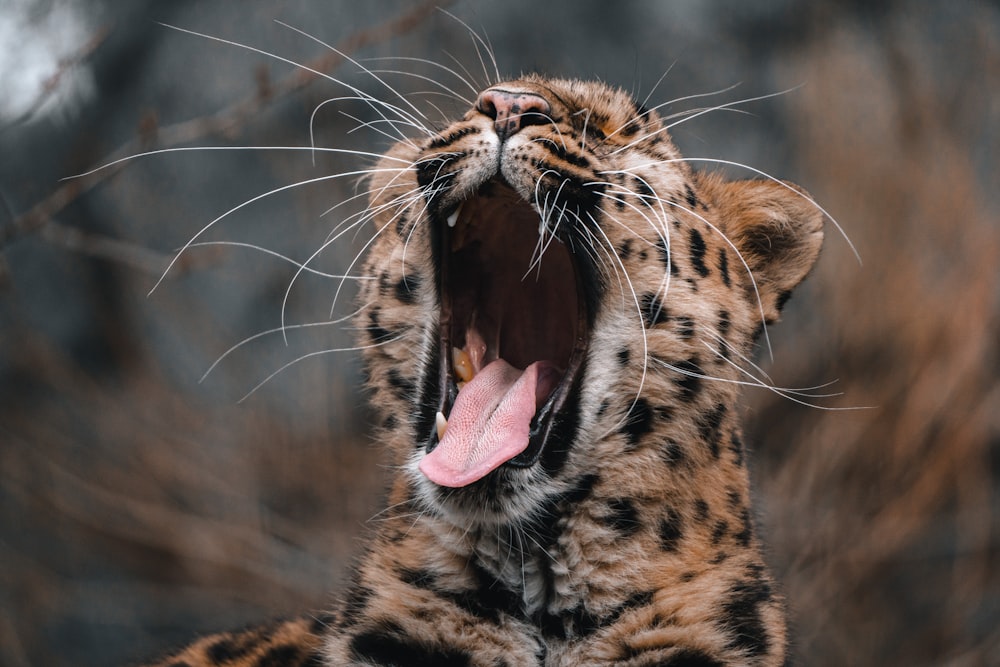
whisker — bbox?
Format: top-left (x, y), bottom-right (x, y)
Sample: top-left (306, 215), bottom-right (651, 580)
top-left (238, 334), bottom-right (406, 403)
top-left (310, 97), bottom-right (422, 156)
top-left (606, 81), bottom-right (741, 141)
top-left (609, 86), bottom-right (801, 155)
top-left (150, 166), bottom-right (406, 296)
top-left (439, 9), bottom-right (501, 85)
top-left (201, 301), bottom-right (373, 382)
top-left (274, 20), bottom-right (431, 126)
top-left (359, 67), bottom-right (473, 106)
top-left (62, 145), bottom-right (413, 181)
top-left (362, 55), bottom-right (481, 98)
top-left (158, 22), bottom-right (431, 144)
top-left (186, 240), bottom-right (375, 280)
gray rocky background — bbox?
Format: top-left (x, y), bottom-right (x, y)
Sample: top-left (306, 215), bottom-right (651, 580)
top-left (1, 1), bottom-right (997, 665)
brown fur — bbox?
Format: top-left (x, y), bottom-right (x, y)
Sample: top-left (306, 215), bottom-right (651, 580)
top-left (142, 75), bottom-right (824, 666)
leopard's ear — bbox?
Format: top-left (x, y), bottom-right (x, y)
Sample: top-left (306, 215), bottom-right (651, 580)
top-left (702, 175), bottom-right (825, 323)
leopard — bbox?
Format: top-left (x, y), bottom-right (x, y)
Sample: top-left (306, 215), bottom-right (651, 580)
top-left (141, 73), bottom-right (824, 666)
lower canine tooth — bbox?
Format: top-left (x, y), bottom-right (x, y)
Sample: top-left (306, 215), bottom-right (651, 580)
top-left (436, 411), bottom-right (448, 440)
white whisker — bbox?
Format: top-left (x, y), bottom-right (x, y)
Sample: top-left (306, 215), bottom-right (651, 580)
top-left (186, 240), bottom-right (374, 279)
top-left (201, 302), bottom-right (373, 382)
top-left (238, 334), bottom-right (406, 403)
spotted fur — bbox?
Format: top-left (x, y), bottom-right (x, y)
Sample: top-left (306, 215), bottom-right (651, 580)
top-left (142, 74), bottom-right (824, 666)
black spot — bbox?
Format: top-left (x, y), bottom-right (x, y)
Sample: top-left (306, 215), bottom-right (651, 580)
top-left (537, 136), bottom-right (591, 169)
top-left (605, 498), bottom-right (641, 536)
top-left (720, 577), bottom-right (773, 658)
top-left (367, 310), bottom-right (394, 344)
top-left (710, 551), bottom-right (729, 564)
top-left (167, 662), bottom-right (191, 667)
top-left (717, 310), bottom-right (731, 335)
top-left (641, 292), bottom-right (670, 327)
top-left (718, 247), bottom-right (731, 287)
top-left (458, 562), bottom-right (525, 623)
top-left (634, 177), bottom-right (656, 207)
top-left (427, 126), bottom-right (478, 150)
top-left (729, 432), bottom-right (745, 467)
top-left (617, 346), bottom-right (630, 367)
top-left (684, 183), bottom-right (700, 210)
top-left (394, 274), bottom-right (422, 305)
top-left (415, 158), bottom-right (458, 210)
top-left (656, 238), bottom-right (680, 276)
top-left (620, 397), bottom-right (654, 447)
top-left (382, 414), bottom-right (399, 431)
top-left (775, 289), bottom-right (794, 313)
top-left (534, 474), bottom-right (599, 551)
top-left (394, 210), bottom-right (410, 237)
top-left (711, 520), bottom-right (729, 545)
top-left (538, 611), bottom-right (567, 640)
top-left (660, 439), bottom-right (685, 466)
top-left (257, 645), bottom-right (301, 667)
top-left (349, 622), bottom-right (472, 667)
top-left (386, 369), bottom-right (416, 403)
top-left (661, 648), bottom-right (725, 667)
top-left (208, 635), bottom-right (254, 663)
top-left (340, 583), bottom-right (374, 627)
top-left (734, 509), bottom-right (753, 547)
top-left (399, 567), bottom-right (436, 589)
top-left (694, 499), bottom-right (710, 521)
top-left (697, 404), bottom-right (727, 458)
top-left (533, 160), bottom-right (605, 215)
top-left (659, 508), bottom-right (684, 552)
top-left (674, 359), bottom-right (703, 402)
top-left (689, 229), bottom-right (710, 278)
top-left (559, 590), bottom-right (654, 639)
top-left (564, 473), bottom-right (600, 505)
top-left (618, 239), bottom-right (633, 259)
top-left (673, 315), bottom-right (695, 340)
top-left (403, 560), bottom-right (524, 625)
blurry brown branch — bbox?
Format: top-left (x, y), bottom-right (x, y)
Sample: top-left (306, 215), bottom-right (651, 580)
top-left (0, 0), bottom-right (449, 264)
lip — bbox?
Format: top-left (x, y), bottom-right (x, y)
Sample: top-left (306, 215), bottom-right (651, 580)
top-left (427, 177), bottom-right (591, 471)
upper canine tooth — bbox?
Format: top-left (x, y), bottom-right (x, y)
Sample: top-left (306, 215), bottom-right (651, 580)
top-left (452, 346), bottom-right (474, 383)
top-left (446, 207), bottom-right (460, 228)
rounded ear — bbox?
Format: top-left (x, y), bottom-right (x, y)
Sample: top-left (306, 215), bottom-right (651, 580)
top-left (702, 176), bottom-right (825, 323)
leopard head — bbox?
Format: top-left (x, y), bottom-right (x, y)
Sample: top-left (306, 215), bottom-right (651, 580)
top-left (357, 76), bottom-right (823, 526)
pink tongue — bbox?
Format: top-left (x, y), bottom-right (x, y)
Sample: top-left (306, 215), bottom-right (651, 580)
top-left (419, 359), bottom-right (557, 488)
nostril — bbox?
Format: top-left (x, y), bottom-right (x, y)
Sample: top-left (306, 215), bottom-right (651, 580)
top-left (476, 95), bottom-right (497, 120)
top-left (476, 89), bottom-right (552, 140)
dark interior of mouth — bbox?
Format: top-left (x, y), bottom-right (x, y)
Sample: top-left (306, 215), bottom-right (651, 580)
top-left (433, 178), bottom-right (588, 469)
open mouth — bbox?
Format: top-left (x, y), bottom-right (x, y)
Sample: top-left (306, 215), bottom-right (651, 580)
top-left (419, 179), bottom-right (590, 487)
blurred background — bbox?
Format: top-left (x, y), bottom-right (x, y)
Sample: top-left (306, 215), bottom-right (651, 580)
top-left (1, 1), bottom-right (997, 665)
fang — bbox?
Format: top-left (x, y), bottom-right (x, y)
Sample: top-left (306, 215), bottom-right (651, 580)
top-left (436, 411), bottom-right (448, 440)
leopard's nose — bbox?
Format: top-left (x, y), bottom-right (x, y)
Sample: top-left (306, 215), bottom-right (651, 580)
top-left (476, 89), bottom-right (551, 141)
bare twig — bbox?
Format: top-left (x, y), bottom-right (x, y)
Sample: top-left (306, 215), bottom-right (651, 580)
top-left (0, 0), bottom-right (449, 257)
